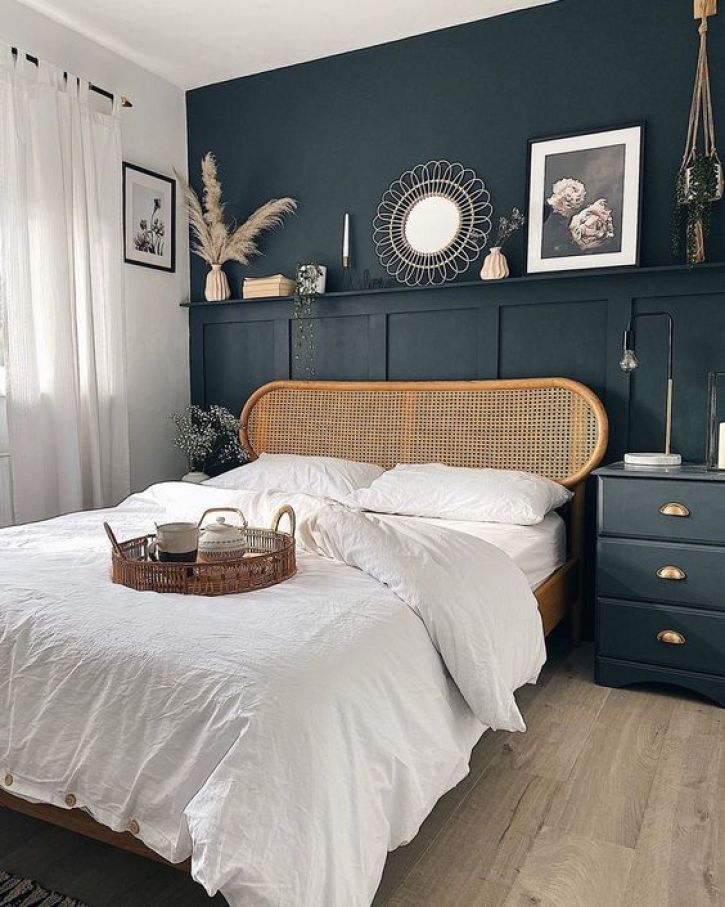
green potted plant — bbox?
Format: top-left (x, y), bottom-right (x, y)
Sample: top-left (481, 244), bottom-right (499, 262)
top-left (171, 404), bottom-right (246, 482)
top-left (674, 151), bottom-right (722, 267)
top-left (673, 10), bottom-right (723, 267)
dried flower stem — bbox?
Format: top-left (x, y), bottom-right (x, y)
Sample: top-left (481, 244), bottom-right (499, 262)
top-left (494, 207), bottom-right (525, 249)
top-left (175, 153), bottom-right (297, 266)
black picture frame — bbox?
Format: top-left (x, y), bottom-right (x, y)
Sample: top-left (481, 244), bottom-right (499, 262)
top-left (525, 123), bottom-right (644, 276)
top-left (123, 162), bottom-right (176, 273)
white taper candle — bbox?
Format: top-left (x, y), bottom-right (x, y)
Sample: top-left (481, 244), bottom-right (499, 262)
top-left (342, 213), bottom-right (350, 263)
top-left (719, 422), bottom-right (725, 469)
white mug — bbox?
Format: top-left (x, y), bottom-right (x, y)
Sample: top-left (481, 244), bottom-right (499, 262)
top-left (155, 522), bottom-right (198, 562)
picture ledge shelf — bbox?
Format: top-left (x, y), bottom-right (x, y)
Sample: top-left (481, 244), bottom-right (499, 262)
top-left (181, 261), bottom-right (725, 307)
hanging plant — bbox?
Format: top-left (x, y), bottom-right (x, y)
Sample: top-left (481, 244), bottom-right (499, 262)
top-left (673, 152), bottom-right (720, 266)
top-left (292, 263), bottom-right (325, 378)
top-left (673, 10), bottom-right (723, 267)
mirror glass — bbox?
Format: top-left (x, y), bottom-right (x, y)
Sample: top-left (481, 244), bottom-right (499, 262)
top-left (404, 196), bottom-right (460, 254)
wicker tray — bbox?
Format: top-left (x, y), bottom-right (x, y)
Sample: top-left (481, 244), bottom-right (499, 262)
top-left (103, 505), bottom-right (296, 596)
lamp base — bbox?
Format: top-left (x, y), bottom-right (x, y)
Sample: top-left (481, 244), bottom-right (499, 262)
top-left (624, 452), bottom-right (682, 467)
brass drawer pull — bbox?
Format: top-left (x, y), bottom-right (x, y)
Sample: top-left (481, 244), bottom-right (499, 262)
top-left (657, 565), bottom-right (687, 581)
top-left (657, 629), bottom-right (686, 645)
top-left (659, 502), bottom-right (690, 517)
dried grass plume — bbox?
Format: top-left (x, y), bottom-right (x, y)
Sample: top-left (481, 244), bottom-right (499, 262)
top-left (175, 153), bottom-right (296, 266)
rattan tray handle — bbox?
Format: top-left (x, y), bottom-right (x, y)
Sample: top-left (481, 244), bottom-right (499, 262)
top-left (197, 507), bottom-right (248, 529)
top-left (103, 522), bottom-right (126, 560)
top-left (271, 505), bottom-right (296, 537)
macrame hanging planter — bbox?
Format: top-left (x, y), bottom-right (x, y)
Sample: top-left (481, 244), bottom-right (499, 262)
top-left (675, 1), bottom-right (723, 265)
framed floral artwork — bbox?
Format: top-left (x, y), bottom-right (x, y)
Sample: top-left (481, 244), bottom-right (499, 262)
top-left (123, 162), bottom-right (176, 272)
top-left (526, 124), bottom-right (643, 274)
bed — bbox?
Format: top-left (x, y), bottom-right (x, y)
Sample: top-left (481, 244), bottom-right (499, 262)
top-left (241, 378), bottom-right (608, 638)
top-left (0, 377), bottom-right (607, 906)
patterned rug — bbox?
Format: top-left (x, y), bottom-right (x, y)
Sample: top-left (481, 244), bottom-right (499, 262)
top-left (0, 870), bottom-right (89, 907)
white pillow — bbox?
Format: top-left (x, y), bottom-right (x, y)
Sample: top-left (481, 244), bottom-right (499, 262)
top-left (204, 453), bottom-right (384, 500)
top-left (347, 463), bottom-right (572, 525)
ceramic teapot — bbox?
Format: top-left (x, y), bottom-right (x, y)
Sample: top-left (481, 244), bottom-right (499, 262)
top-left (197, 508), bottom-right (248, 563)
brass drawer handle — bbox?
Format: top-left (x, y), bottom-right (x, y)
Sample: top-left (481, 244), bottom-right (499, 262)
top-left (660, 501), bottom-right (690, 516)
top-left (657, 629), bottom-right (686, 645)
top-left (657, 565), bottom-right (687, 581)
top-left (659, 502), bottom-right (690, 517)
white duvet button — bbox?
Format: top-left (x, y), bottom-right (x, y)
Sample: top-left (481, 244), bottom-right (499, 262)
top-left (127, 819), bottom-right (140, 836)
top-left (3, 773), bottom-right (12, 787)
top-left (65, 794), bottom-right (77, 808)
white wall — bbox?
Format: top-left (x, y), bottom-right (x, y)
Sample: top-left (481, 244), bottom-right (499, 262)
top-left (0, 0), bottom-right (189, 494)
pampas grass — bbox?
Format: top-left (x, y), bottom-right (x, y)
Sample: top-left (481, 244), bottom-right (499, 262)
top-left (176, 153), bottom-right (296, 266)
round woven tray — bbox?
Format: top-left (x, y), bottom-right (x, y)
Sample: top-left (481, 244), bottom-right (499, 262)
top-left (103, 505), bottom-right (296, 596)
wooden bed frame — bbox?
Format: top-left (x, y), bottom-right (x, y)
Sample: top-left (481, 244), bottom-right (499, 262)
top-left (1, 377), bottom-right (608, 870)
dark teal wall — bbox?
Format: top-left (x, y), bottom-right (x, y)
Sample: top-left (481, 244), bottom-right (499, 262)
top-left (185, 5), bottom-right (725, 634)
top-left (186, 0), bottom-right (725, 299)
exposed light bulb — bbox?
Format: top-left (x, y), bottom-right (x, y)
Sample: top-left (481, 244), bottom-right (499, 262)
top-left (620, 349), bottom-right (639, 373)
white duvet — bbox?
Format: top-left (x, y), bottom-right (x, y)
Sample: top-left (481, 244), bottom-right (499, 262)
top-left (0, 482), bottom-right (546, 906)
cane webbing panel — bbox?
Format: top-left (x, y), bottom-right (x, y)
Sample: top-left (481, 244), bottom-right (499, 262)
top-left (240, 379), bottom-right (608, 487)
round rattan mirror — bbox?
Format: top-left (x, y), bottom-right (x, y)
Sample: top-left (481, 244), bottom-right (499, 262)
top-left (373, 160), bottom-right (492, 286)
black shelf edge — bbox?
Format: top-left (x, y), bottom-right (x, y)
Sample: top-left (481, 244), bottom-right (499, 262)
top-left (179, 261), bottom-right (725, 307)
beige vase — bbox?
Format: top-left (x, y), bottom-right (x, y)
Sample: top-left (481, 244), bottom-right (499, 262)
top-left (480, 247), bottom-right (510, 281)
top-left (205, 264), bottom-right (231, 301)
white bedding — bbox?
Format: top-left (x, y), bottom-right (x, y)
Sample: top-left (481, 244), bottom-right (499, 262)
top-left (375, 512), bottom-right (567, 589)
top-left (0, 482), bottom-right (546, 906)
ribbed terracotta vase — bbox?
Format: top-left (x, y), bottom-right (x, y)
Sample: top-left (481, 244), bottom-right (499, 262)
top-left (205, 264), bottom-right (231, 301)
top-left (480, 247), bottom-right (510, 281)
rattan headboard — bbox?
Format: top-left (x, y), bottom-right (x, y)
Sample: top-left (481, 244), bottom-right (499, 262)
top-left (240, 379), bottom-right (608, 488)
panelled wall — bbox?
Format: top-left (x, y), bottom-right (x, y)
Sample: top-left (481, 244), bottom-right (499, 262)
top-left (187, 264), bottom-right (725, 466)
top-left (185, 0), bottom-right (725, 463)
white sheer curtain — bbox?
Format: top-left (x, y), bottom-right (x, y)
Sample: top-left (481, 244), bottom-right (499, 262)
top-left (0, 44), bottom-right (129, 524)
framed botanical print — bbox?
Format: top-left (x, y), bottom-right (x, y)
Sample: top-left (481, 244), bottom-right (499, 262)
top-left (123, 162), bottom-right (176, 272)
top-left (526, 124), bottom-right (643, 274)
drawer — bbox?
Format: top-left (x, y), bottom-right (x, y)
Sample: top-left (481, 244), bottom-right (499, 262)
top-left (598, 477), bottom-right (725, 545)
top-left (597, 599), bottom-right (725, 676)
top-left (598, 538), bottom-right (725, 609)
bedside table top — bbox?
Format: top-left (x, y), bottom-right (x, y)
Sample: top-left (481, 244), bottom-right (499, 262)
top-left (594, 461), bottom-right (725, 482)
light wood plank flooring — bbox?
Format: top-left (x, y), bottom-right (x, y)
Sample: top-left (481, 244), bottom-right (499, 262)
top-left (1, 643), bottom-right (722, 906)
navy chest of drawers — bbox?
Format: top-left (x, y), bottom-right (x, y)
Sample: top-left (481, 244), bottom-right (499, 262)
top-left (594, 463), bottom-right (725, 707)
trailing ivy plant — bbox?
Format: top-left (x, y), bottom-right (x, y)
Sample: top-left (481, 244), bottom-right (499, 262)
top-left (673, 152), bottom-right (719, 267)
top-left (293, 263), bottom-right (324, 378)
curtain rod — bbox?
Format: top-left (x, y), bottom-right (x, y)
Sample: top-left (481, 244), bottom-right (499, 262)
top-left (10, 47), bottom-right (133, 108)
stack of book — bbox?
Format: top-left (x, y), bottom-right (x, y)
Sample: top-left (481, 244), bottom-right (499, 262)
top-left (242, 274), bottom-right (296, 299)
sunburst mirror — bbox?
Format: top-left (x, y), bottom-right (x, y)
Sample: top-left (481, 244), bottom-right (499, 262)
top-left (372, 160), bottom-right (492, 286)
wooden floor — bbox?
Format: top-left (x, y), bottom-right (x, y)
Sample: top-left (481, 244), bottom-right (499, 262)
top-left (1, 643), bottom-right (723, 906)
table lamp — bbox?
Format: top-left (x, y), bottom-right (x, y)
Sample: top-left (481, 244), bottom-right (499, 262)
top-left (619, 311), bottom-right (681, 467)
